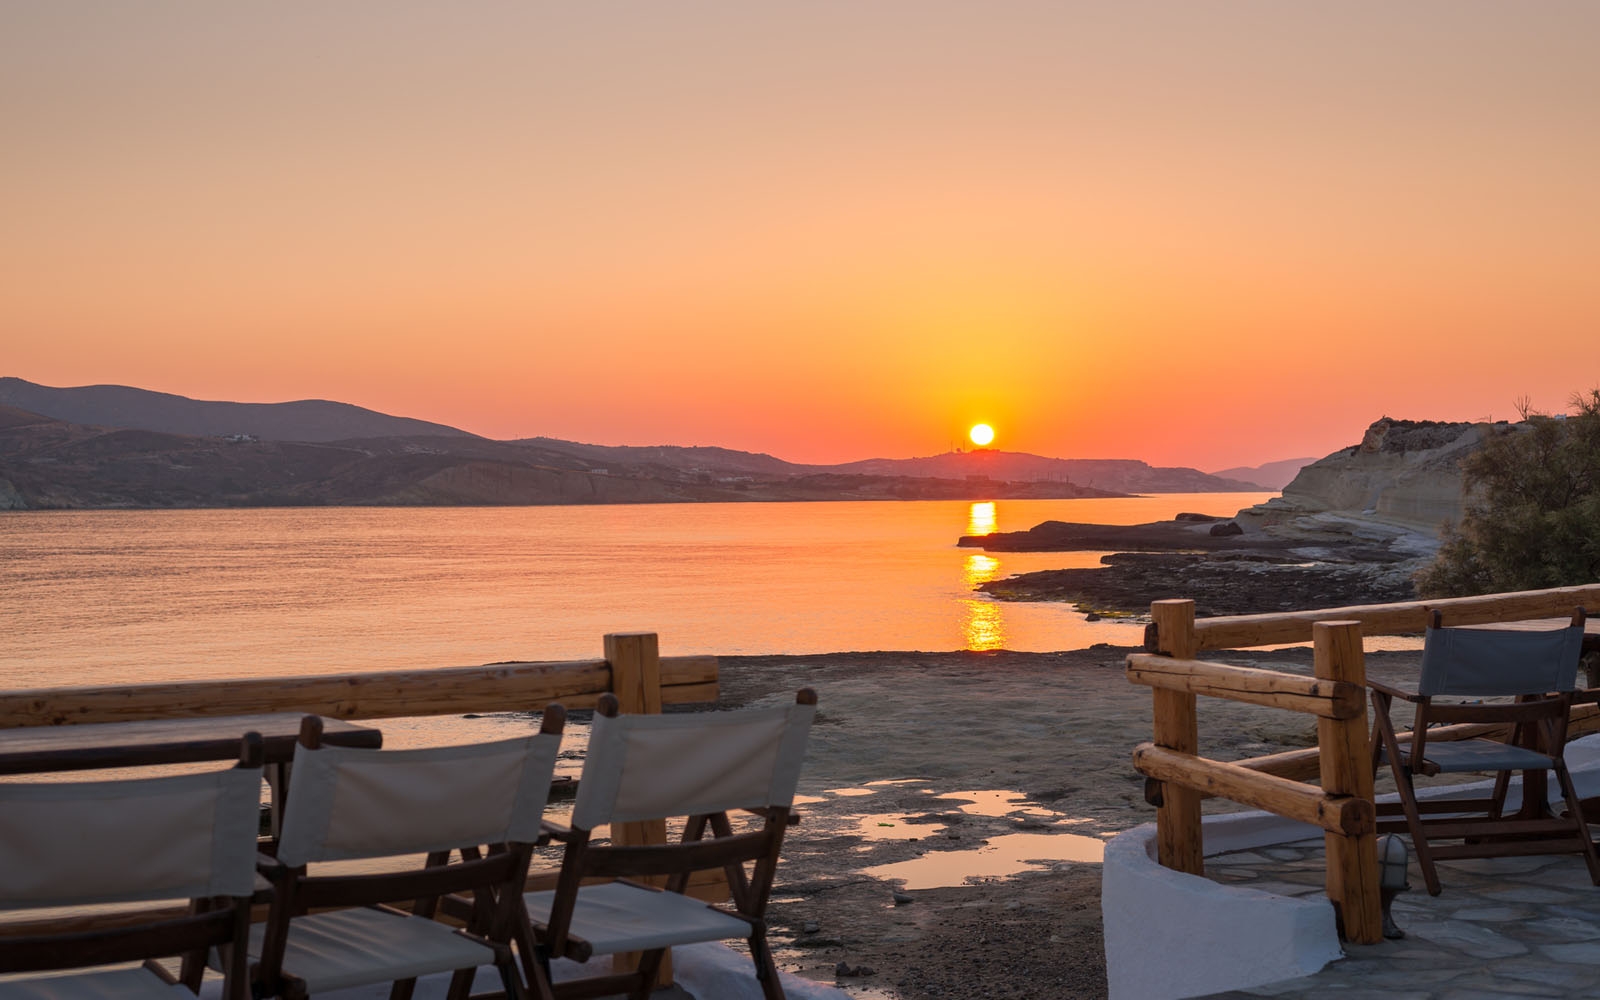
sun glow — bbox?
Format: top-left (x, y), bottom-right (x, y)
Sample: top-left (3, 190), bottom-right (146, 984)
top-left (969, 424), bottom-right (995, 447)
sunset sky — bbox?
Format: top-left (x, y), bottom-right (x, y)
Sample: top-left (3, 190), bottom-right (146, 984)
top-left (4, 3), bottom-right (1597, 471)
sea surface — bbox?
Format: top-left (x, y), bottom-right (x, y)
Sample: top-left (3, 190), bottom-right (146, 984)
top-left (1, 494), bottom-right (1273, 690)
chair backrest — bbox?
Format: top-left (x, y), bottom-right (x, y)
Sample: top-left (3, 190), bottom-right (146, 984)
top-left (276, 714), bottom-right (565, 867)
top-left (571, 692), bottom-right (816, 831)
top-left (0, 741), bottom-right (263, 909)
top-left (1419, 609), bottom-right (1587, 697)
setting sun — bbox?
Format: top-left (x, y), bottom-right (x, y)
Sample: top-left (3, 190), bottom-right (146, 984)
top-left (969, 424), bottom-right (995, 448)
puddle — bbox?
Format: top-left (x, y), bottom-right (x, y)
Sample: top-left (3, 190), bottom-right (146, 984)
top-left (853, 816), bottom-right (930, 841)
top-left (862, 831), bottom-right (1105, 889)
top-left (937, 789), bottom-right (1056, 819)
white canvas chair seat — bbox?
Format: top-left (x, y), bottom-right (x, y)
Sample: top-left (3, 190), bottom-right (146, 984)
top-left (243, 907), bottom-right (496, 993)
top-left (0, 967), bottom-right (198, 1000)
top-left (523, 881), bottom-right (752, 954)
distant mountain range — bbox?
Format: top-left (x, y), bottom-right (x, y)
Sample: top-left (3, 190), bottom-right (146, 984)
top-left (1208, 457), bottom-right (1318, 491)
top-left (0, 377), bottom-right (472, 442)
top-left (0, 378), bottom-right (1268, 509)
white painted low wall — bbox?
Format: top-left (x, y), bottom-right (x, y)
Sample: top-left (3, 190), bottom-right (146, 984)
top-left (1103, 735), bottom-right (1600, 1000)
top-left (1102, 814), bottom-right (1341, 1000)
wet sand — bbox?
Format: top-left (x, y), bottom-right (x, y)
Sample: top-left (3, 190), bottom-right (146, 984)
top-left (717, 647), bottom-right (1425, 1000)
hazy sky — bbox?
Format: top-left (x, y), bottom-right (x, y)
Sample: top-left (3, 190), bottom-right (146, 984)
top-left (4, 2), bottom-right (1597, 470)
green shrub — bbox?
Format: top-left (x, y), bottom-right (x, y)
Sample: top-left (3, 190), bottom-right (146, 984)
top-left (1415, 390), bottom-right (1600, 597)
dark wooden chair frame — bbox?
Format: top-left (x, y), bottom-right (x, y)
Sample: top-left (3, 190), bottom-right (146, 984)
top-left (1370, 608), bottom-right (1600, 896)
top-left (252, 709), bottom-right (565, 1000)
top-left (518, 689), bottom-right (814, 1000)
top-left (0, 733), bottom-right (265, 1000)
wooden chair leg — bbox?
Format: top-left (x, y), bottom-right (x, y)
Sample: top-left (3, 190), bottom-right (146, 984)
top-left (444, 966), bottom-right (477, 1000)
top-left (1553, 759), bottom-right (1600, 886)
top-left (628, 949), bottom-right (668, 1000)
top-left (749, 928), bottom-right (786, 1000)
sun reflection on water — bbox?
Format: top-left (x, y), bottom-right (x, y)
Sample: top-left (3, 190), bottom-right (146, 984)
top-left (962, 598), bottom-right (1005, 650)
top-left (960, 552), bottom-right (1007, 650)
top-left (965, 501), bottom-right (997, 537)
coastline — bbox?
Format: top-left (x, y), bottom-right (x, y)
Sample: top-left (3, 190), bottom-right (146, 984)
top-left (716, 646), bottom-right (1426, 999)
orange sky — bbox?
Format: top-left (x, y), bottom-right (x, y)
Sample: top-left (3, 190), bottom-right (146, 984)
top-left (4, 3), bottom-right (1597, 471)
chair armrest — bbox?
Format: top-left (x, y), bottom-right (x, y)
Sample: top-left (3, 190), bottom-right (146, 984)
top-left (1571, 688), bottom-right (1600, 706)
top-left (1369, 679), bottom-right (1424, 702)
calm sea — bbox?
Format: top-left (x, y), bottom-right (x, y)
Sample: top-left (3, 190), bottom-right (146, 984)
top-left (1, 494), bottom-right (1273, 690)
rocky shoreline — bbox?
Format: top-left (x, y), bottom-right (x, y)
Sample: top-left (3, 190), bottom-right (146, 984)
top-left (978, 550), bottom-right (1419, 618)
top-left (962, 417), bottom-right (1495, 617)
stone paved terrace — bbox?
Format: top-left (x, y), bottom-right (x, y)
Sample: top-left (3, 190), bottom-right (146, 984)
top-left (1198, 839), bottom-right (1600, 999)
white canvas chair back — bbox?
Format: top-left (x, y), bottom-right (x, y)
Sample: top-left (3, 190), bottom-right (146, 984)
top-left (1418, 622), bottom-right (1584, 697)
top-left (276, 731), bottom-right (563, 867)
top-left (571, 701), bottom-right (815, 830)
top-left (0, 765), bottom-right (262, 908)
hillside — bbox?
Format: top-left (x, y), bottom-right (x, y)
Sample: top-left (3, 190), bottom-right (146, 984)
top-left (0, 379), bottom-right (1267, 509)
top-left (0, 408), bottom-right (1124, 509)
top-left (0, 378), bottom-right (475, 443)
top-left (1209, 457), bottom-right (1317, 491)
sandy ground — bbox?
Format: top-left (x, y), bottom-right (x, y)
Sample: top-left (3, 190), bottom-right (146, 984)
top-left (714, 646), bottom-right (1426, 1000)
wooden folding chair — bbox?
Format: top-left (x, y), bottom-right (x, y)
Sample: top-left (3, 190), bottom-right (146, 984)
top-left (0, 734), bottom-right (265, 1000)
top-left (248, 709), bottom-right (564, 1000)
top-left (520, 689), bottom-right (817, 1000)
top-left (1370, 608), bottom-right (1600, 895)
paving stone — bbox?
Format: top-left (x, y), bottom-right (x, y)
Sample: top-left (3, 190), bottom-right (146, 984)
top-left (1492, 959), bottom-right (1600, 990)
top-left (1476, 885), bottom-right (1586, 904)
top-left (1538, 941), bottom-right (1600, 965)
top-left (1523, 916), bottom-right (1600, 941)
top-left (1441, 856), bottom-right (1564, 876)
top-left (1450, 905), bottom-right (1533, 922)
top-left (1438, 984), bottom-right (1565, 999)
top-left (1405, 919), bottom-right (1529, 957)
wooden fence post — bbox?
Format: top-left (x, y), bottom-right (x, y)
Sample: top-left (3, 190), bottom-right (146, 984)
top-left (604, 632), bottom-right (673, 983)
top-left (1150, 600), bottom-right (1204, 875)
top-left (1313, 621), bottom-right (1381, 944)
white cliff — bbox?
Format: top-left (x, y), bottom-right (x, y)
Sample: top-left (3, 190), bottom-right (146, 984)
top-left (1235, 418), bottom-right (1497, 562)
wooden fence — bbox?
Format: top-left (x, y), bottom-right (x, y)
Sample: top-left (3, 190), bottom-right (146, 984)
top-left (1130, 584), bottom-right (1600, 945)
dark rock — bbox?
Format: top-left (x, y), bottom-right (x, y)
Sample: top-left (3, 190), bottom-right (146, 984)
top-left (1208, 520), bottom-right (1244, 537)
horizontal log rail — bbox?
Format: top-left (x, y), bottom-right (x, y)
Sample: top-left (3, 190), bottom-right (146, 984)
top-left (1193, 705), bottom-right (1600, 791)
top-left (1126, 653), bottom-right (1364, 719)
top-left (0, 655), bottom-right (717, 728)
top-left (1133, 743), bottom-right (1372, 836)
top-left (1176, 584), bottom-right (1600, 652)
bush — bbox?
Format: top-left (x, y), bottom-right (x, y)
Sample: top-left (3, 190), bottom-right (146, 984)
top-left (1415, 390), bottom-right (1600, 597)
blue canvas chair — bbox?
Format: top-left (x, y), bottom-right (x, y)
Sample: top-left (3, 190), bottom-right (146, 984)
top-left (1371, 608), bottom-right (1599, 895)
top-left (0, 734), bottom-right (264, 1000)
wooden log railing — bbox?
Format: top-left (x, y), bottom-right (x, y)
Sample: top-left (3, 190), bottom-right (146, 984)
top-left (0, 647), bottom-right (717, 728)
top-left (1132, 585), bottom-right (1600, 946)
